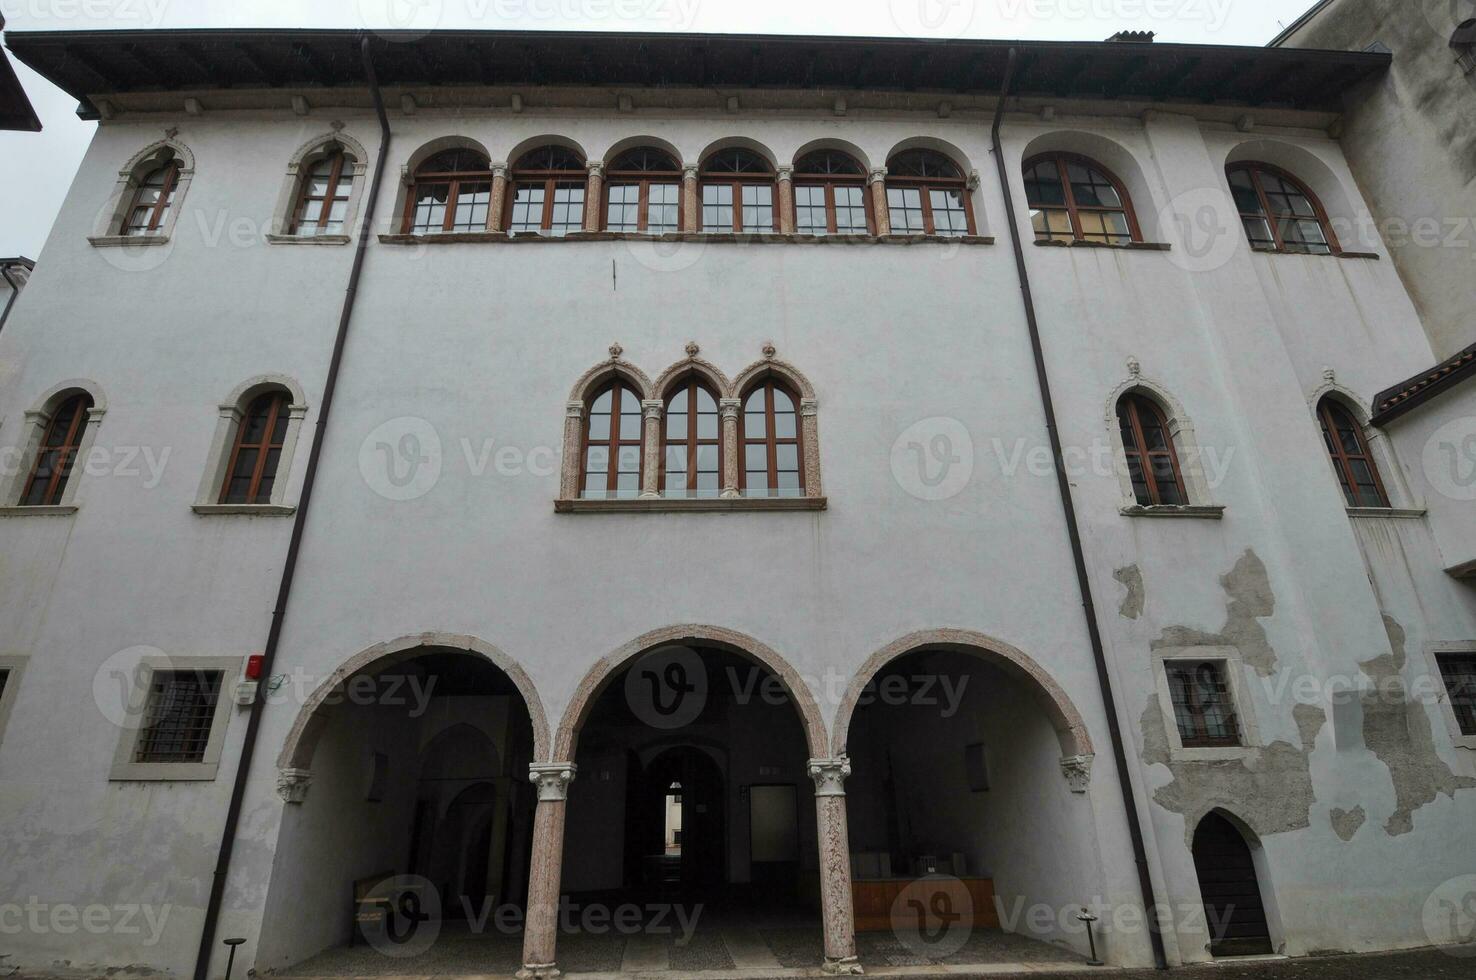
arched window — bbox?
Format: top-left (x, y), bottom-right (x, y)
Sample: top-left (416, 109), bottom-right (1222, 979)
top-left (220, 391), bottom-right (291, 505)
top-left (124, 155), bottom-right (182, 236)
top-left (582, 381), bottom-right (643, 499)
top-left (1023, 152), bottom-right (1139, 244)
top-left (20, 393), bottom-right (93, 506)
top-left (1318, 398), bottom-right (1388, 508)
top-left (508, 145), bottom-right (586, 236)
top-left (290, 146), bottom-right (354, 236)
top-left (662, 378), bottom-right (721, 498)
top-left (740, 379), bottom-right (802, 498)
top-left (700, 148), bottom-right (776, 234)
top-left (793, 150), bottom-right (870, 235)
top-left (405, 148), bottom-right (493, 234)
top-left (1117, 393), bottom-right (1185, 506)
top-left (885, 149), bottom-right (974, 237)
top-left (604, 147), bottom-right (681, 234)
top-left (1227, 163), bottom-right (1337, 255)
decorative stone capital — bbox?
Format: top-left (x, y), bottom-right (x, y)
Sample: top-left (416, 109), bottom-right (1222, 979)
top-left (822, 955), bottom-right (865, 975)
top-left (682, 165), bottom-right (700, 181)
top-left (1060, 754), bottom-right (1093, 794)
top-left (85, 407), bottom-right (108, 422)
top-left (530, 762), bottom-right (577, 802)
top-left (801, 398), bottom-right (819, 418)
top-left (586, 160), bottom-right (605, 178)
top-left (967, 169), bottom-right (982, 191)
top-left (515, 964), bottom-right (561, 980)
top-left (808, 757), bottom-right (851, 797)
top-left (776, 166), bottom-right (794, 182)
top-left (868, 168), bottom-right (888, 185)
top-left (491, 162), bottom-right (510, 179)
top-left (641, 400), bottom-right (663, 421)
top-left (277, 767), bottom-right (312, 804)
top-left (719, 398), bottom-right (742, 420)
top-left (566, 401), bottom-right (585, 419)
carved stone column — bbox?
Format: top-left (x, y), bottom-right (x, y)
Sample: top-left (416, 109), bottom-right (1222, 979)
top-left (560, 402), bottom-right (584, 500)
top-left (776, 165), bottom-right (796, 234)
top-left (641, 400), bottom-right (663, 498)
top-left (519, 763), bottom-right (576, 980)
top-left (719, 398), bottom-right (741, 499)
top-left (489, 163), bottom-right (510, 233)
top-left (868, 169), bottom-right (890, 236)
top-left (810, 758), bottom-right (862, 975)
top-left (681, 165), bottom-right (700, 233)
top-left (276, 767), bottom-right (311, 804)
top-left (801, 398), bottom-right (822, 498)
top-left (584, 161), bottom-right (605, 232)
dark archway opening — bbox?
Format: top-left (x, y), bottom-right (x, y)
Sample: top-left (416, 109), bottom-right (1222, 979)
top-left (1192, 812), bottom-right (1273, 958)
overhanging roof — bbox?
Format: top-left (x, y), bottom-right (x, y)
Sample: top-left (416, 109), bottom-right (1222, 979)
top-left (4, 28), bottom-right (1391, 119)
top-left (0, 15), bottom-right (43, 131)
top-left (1371, 342), bottom-right (1476, 427)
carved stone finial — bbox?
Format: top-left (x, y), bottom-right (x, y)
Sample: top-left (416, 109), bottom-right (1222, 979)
top-left (685, 341), bottom-right (700, 359)
top-left (762, 342), bottom-right (777, 359)
top-left (164, 126), bottom-right (180, 139)
top-left (277, 767), bottom-right (312, 804)
top-left (529, 762), bottom-right (577, 802)
top-left (609, 343), bottom-right (624, 361)
top-left (1323, 367), bottom-right (1336, 383)
top-left (808, 757), bottom-right (852, 797)
top-left (1127, 356), bottom-right (1142, 377)
top-left (330, 119), bottom-right (346, 132)
top-left (1060, 754), bottom-right (1093, 794)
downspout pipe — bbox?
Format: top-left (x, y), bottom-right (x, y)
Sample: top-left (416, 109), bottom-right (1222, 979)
top-left (990, 47), bottom-right (1169, 971)
top-left (0, 261), bottom-right (24, 334)
top-left (191, 35), bottom-right (392, 980)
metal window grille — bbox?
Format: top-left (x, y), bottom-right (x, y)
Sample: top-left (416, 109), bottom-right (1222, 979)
top-left (133, 670), bottom-right (222, 763)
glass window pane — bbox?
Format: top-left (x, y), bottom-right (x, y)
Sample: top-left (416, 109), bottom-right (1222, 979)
top-left (745, 445), bottom-right (768, 470)
top-left (702, 184), bottom-right (733, 232)
top-left (509, 184), bottom-right (546, 232)
top-left (774, 411), bottom-right (797, 440)
top-left (742, 184), bottom-right (774, 231)
top-left (666, 408), bottom-right (688, 440)
top-left (930, 189), bottom-right (968, 236)
top-left (776, 444), bottom-right (799, 471)
top-left (696, 412), bottom-right (718, 441)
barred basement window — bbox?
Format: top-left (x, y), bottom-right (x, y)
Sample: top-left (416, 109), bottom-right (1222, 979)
top-left (1165, 661), bottom-right (1241, 748)
top-left (1437, 654), bottom-right (1476, 736)
top-left (133, 670), bottom-right (224, 764)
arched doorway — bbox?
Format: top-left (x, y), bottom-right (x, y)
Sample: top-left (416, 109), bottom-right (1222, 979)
top-left (1192, 813), bottom-right (1273, 957)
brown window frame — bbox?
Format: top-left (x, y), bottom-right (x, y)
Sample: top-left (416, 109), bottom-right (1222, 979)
top-left (1117, 394), bottom-right (1187, 506)
top-left (1318, 397), bottom-right (1389, 508)
top-left (793, 150), bottom-right (873, 236)
top-left (738, 378), bottom-right (804, 497)
top-left (1023, 151), bottom-right (1142, 244)
top-left (124, 160), bottom-right (181, 236)
top-left (659, 378), bottom-right (723, 498)
top-left (884, 150), bottom-right (976, 237)
top-left (402, 149), bottom-right (495, 235)
top-left (1165, 661), bottom-right (1242, 749)
top-left (602, 147), bottom-right (683, 234)
top-left (580, 381), bottom-right (644, 500)
top-left (1227, 162), bottom-right (1341, 255)
top-left (1437, 653), bottom-right (1476, 737)
top-left (219, 391), bottom-right (290, 506)
top-left (20, 393), bottom-right (92, 507)
top-left (699, 149), bottom-right (778, 234)
top-left (289, 147), bottom-right (353, 236)
top-left (506, 146), bottom-right (587, 236)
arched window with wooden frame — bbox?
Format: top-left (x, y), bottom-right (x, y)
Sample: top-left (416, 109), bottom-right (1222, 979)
top-left (20, 393), bottom-right (93, 507)
top-left (885, 149), bottom-right (975, 237)
top-left (581, 381), bottom-right (644, 499)
top-left (220, 390), bottom-right (291, 505)
top-left (604, 147), bottom-right (682, 234)
top-left (700, 148), bottom-right (777, 234)
top-left (124, 155), bottom-right (182, 237)
top-left (739, 379), bottom-right (803, 498)
top-left (290, 145), bottom-right (355, 236)
top-left (508, 145), bottom-right (587, 237)
top-left (1117, 393), bottom-right (1186, 506)
top-left (661, 378), bottom-right (722, 499)
top-left (404, 148), bottom-right (493, 234)
top-left (1023, 152), bottom-right (1140, 245)
top-left (793, 149), bottom-right (871, 235)
top-left (1317, 397), bottom-right (1389, 508)
top-left (1226, 163), bottom-right (1338, 255)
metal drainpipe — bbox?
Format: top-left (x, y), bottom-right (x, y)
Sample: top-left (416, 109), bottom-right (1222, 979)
top-left (190, 35), bottom-right (392, 980)
top-left (990, 47), bottom-right (1169, 971)
top-left (0, 262), bottom-right (23, 334)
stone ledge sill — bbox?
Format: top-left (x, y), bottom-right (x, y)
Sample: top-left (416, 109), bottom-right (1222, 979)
top-left (556, 496), bottom-right (827, 514)
top-left (1120, 504), bottom-right (1225, 519)
top-left (379, 231), bottom-right (992, 247)
top-left (1347, 507), bottom-right (1427, 519)
top-left (192, 504), bottom-right (297, 517)
top-left (88, 235), bottom-right (168, 248)
top-left (1250, 246), bottom-right (1380, 261)
top-left (0, 505), bottom-right (78, 517)
top-left (265, 234), bottom-right (352, 246)
top-left (1034, 239), bottom-right (1172, 251)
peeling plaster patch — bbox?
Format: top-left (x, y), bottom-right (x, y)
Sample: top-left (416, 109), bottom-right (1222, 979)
top-left (1359, 616), bottom-right (1476, 837)
top-left (1151, 550), bottom-right (1277, 676)
top-left (1141, 695), bottom-right (1325, 848)
top-left (1114, 564), bottom-right (1144, 620)
top-left (1330, 806), bottom-right (1366, 841)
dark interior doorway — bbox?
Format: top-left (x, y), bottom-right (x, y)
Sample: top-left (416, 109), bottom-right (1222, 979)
top-left (1192, 812), bottom-right (1274, 957)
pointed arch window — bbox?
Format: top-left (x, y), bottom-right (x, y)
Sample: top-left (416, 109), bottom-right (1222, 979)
top-left (740, 379), bottom-right (803, 498)
top-left (662, 379), bottom-right (721, 498)
top-left (1117, 394), bottom-right (1185, 506)
top-left (290, 146), bottom-right (354, 236)
top-left (1227, 163), bottom-right (1337, 255)
top-left (605, 147), bottom-right (681, 234)
top-left (700, 149), bottom-right (776, 233)
top-left (124, 156), bottom-right (182, 236)
top-left (793, 150), bottom-right (870, 235)
top-left (220, 391), bottom-right (290, 505)
top-left (1024, 152), bottom-right (1139, 244)
top-left (582, 382), bottom-right (644, 499)
top-left (1318, 398), bottom-right (1389, 508)
top-left (405, 148), bottom-right (493, 234)
top-left (885, 149), bottom-right (974, 237)
top-left (509, 145), bottom-right (587, 236)
top-left (20, 393), bottom-right (93, 506)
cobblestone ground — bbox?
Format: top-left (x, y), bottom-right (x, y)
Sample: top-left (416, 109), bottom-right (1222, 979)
top-left (1027, 948), bottom-right (1476, 980)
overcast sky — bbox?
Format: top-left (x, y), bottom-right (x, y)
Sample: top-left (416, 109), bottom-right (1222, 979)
top-left (1, 0), bottom-right (1317, 258)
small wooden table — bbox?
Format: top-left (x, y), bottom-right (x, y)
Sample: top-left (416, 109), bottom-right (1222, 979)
top-left (852, 876), bottom-right (999, 932)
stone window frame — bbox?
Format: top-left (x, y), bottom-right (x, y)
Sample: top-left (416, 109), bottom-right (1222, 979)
top-left (0, 655), bottom-right (27, 748)
top-left (1105, 373), bottom-right (1224, 519)
top-left (266, 130), bottom-right (370, 245)
top-left (0, 379), bottom-right (107, 515)
top-left (193, 375), bottom-right (307, 516)
top-left (1152, 645), bottom-right (1262, 762)
top-left (1425, 641), bottom-right (1476, 751)
top-left (1305, 379), bottom-right (1423, 518)
top-left (89, 137), bottom-right (196, 247)
top-left (109, 654), bottom-right (241, 782)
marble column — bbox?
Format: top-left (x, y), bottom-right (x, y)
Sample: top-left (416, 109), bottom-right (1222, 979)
top-left (719, 398), bottom-right (741, 498)
top-left (641, 400), bottom-right (663, 498)
top-left (584, 161), bottom-right (605, 232)
top-left (868, 169), bottom-right (890, 236)
top-left (560, 402), bottom-right (584, 500)
top-left (776, 165), bottom-right (796, 234)
top-left (518, 763), bottom-right (576, 980)
top-left (681, 165), bottom-right (700, 232)
top-left (489, 163), bottom-right (509, 233)
top-left (810, 757), bottom-right (863, 975)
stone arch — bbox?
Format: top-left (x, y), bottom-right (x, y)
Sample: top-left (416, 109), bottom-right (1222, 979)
top-left (95, 139), bottom-right (196, 240)
top-left (28, 377), bottom-right (107, 416)
top-left (731, 353), bottom-right (816, 401)
top-left (652, 356), bottom-right (734, 401)
top-left (4, 379), bottom-right (109, 506)
top-left (1201, 806), bottom-right (1263, 848)
top-left (567, 355), bottom-right (656, 405)
top-left (223, 373), bottom-right (307, 411)
top-left (507, 134), bottom-right (589, 167)
top-left (1223, 139), bottom-right (1373, 252)
top-left (698, 136), bottom-right (780, 171)
top-left (287, 130), bottom-right (370, 174)
top-left (833, 628), bottom-right (1094, 763)
top-left (601, 135), bottom-right (685, 170)
top-left (1021, 130), bottom-right (1160, 241)
top-left (276, 632), bottom-right (551, 776)
top-left (553, 624), bottom-right (829, 761)
top-left (403, 135), bottom-right (492, 177)
top-left (792, 137), bottom-right (873, 173)
top-left (1104, 369), bottom-right (1216, 506)
top-left (119, 136), bottom-right (195, 178)
top-left (884, 135), bottom-right (973, 175)
top-left (1308, 379), bottom-right (1410, 508)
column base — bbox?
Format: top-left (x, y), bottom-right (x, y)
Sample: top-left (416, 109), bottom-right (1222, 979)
top-left (516, 964), bottom-right (561, 979)
top-left (823, 955), bottom-right (864, 975)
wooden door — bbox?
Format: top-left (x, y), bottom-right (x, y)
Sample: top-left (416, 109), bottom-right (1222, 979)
top-left (1192, 813), bottom-right (1273, 957)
